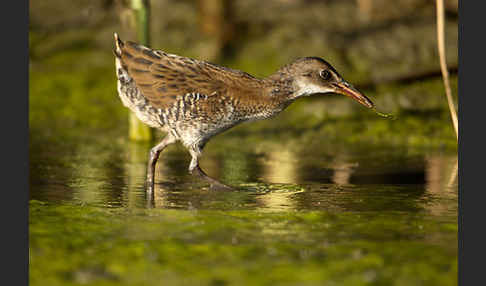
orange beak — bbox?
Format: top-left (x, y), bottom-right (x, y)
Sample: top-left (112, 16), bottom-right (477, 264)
top-left (333, 81), bottom-right (374, 108)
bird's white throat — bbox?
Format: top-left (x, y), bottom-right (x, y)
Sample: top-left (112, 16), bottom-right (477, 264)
top-left (294, 81), bottom-right (334, 98)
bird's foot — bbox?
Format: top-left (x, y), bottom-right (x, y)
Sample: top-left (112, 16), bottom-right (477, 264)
top-left (145, 178), bottom-right (155, 194)
top-left (144, 179), bottom-right (156, 208)
top-left (191, 165), bottom-right (235, 191)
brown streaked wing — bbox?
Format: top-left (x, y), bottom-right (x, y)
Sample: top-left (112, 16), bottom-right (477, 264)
top-left (120, 41), bottom-right (225, 109)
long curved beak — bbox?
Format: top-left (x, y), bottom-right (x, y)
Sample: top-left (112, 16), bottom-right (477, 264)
top-left (333, 81), bottom-right (374, 108)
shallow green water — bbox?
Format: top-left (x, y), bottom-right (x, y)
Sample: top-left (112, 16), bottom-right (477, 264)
top-left (29, 122), bottom-right (457, 285)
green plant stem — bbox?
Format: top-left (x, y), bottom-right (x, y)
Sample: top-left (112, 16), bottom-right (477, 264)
top-left (129, 0), bottom-right (153, 141)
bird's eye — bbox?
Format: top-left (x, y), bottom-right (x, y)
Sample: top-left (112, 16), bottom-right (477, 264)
top-left (320, 70), bottom-right (332, 80)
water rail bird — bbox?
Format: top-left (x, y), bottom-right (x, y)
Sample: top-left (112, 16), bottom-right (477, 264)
top-left (113, 33), bottom-right (374, 191)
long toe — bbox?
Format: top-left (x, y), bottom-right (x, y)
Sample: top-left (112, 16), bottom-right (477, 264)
top-left (209, 180), bottom-right (235, 191)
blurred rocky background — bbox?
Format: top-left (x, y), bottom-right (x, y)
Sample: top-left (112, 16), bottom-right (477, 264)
top-left (30, 0), bottom-right (457, 83)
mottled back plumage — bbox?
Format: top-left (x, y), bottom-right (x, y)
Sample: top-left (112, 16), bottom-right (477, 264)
top-left (118, 39), bottom-right (262, 109)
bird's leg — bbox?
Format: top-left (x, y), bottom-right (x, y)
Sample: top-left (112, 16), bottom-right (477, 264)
top-left (146, 135), bottom-right (176, 193)
top-left (188, 148), bottom-right (234, 191)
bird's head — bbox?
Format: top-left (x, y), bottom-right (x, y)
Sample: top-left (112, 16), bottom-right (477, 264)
top-left (279, 57), bottom-right (373, 108)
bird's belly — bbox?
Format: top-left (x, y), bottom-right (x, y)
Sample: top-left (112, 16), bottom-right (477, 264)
top-left (174, 114), bottom-right (242, 148)
top-left (172, 103), bottom-right (282, 146)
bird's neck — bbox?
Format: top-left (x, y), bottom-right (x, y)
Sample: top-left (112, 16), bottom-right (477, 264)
top-left (263, 71), bottom-right (299, 101)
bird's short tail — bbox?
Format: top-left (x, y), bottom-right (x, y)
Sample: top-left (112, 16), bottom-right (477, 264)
top-left (113, 32), bottom-right (123, 58)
